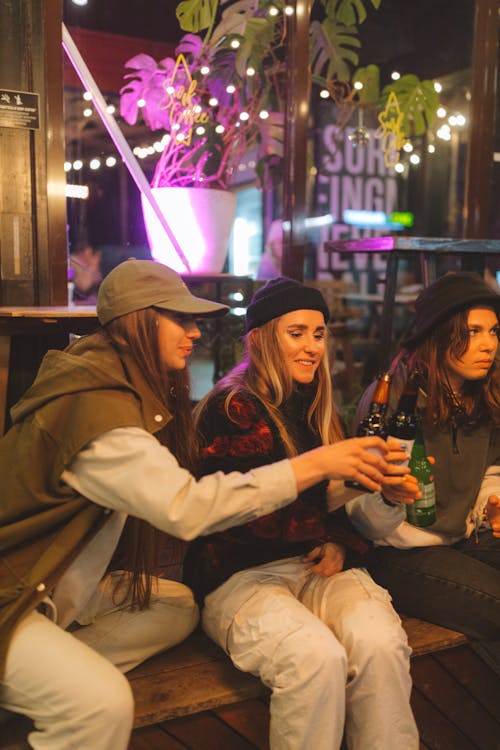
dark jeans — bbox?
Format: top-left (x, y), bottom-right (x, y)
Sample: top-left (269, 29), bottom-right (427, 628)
top-left (365, 530), bottom-right (500, 671)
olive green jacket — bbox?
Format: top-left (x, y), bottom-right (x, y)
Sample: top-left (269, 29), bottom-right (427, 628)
top-left (0, 333), bottom-right (170, 678)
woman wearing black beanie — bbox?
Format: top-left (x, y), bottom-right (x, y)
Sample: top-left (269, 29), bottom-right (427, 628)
top-left (185, 276), bottom-right (418, 750)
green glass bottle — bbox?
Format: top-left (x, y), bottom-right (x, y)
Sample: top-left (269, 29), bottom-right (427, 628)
top-left (407, 428), bottom-right (436, 527)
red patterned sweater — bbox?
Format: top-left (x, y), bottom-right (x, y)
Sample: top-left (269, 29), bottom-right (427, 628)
top-left (183, 387), bottom-right (369, 601)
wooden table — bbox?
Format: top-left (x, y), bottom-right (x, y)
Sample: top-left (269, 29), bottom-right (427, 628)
top-left (0, 306), bottom-right (98, 434)
top-left (324, 236), bottom-right (500, 369)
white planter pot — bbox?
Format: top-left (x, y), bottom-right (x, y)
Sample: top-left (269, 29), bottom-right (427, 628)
top-left (141, 187), bottom-right (237, 274)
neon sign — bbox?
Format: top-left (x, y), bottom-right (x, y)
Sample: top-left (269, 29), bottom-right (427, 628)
top-left (375, 91), bottom-right (406, 168)
top-left (160, 54), bottom-right (209, 146)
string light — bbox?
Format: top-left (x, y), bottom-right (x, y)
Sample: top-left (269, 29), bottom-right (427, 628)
top-left (391, 71), bottom-right (400, 80)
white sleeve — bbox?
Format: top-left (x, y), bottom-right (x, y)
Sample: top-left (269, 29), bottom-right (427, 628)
top-left (61, 426), bottom-right (297, 540)
top-left (346, 492), bottom-right (453, 548)
top-left (346, 492), bottom-right (406, 539)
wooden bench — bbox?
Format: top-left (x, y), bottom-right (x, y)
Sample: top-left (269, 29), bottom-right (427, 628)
top-left (129, 616), bottom-right (467, 728)
top-left (0, 616), bottom-right (470, 749)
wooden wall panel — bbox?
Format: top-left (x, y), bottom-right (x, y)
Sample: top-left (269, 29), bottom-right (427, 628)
top-left (0, 0), bottom-right (66, 306)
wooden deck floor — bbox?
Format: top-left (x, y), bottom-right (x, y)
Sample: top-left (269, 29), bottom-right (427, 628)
top-left (129, 644), bottom-right (500, 750)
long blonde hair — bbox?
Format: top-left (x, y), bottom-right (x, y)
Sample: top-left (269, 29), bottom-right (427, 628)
top-left (103, 307), bottom-right (197, 608)
top-left (195, 316), bottom-right (344, 456)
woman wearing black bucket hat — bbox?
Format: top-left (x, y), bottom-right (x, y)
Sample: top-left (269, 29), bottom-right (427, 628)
top-left (0, 260), bottom-right (401, 750)
top-left (185, 277), bottom-right (418, 750)
top-left (347, 271), bottom-right (500, 674)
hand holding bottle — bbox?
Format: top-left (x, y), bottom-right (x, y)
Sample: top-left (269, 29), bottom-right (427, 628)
top-left (486, 495), bottom-right (500, 537)
top-left (345, 372), bottom-right (392, 491)
top-left (292, 435), bottom-right (396, 494)
top-left (381, 473), bottom-right (422, 506)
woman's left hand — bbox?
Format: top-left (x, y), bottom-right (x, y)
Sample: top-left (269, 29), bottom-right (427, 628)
top-left (303, 542), bottom-right (345, 577)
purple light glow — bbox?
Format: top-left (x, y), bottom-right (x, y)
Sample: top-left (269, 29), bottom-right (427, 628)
top-left (141, 187), bottom-right (237, 273)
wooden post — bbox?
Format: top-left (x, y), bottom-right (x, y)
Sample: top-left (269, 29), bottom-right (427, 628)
top-left (281, 0), bottom-right (312, 281)
top-left (462, 0), bottom-right (499, 240)
top-left (0, 0), bottom-right (67, 306)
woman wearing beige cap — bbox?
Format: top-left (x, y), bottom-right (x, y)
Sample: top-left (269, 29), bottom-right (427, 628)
top-left (0, 260), bottom-right (407, 750)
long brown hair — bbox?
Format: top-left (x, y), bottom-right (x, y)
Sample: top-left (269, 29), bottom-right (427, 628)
top-left (395, 308), bottom-right (500, 429)
top-left (104, 307), bottom-right (197, 608)
top-left (195, 316), bottom-right (343, 456)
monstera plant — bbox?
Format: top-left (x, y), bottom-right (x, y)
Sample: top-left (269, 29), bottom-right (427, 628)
top-left (120, 0), bottom-right (439, 191)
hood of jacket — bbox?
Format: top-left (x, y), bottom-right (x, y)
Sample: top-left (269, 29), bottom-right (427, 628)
top-left (10, 333), bottom-right (139, 424)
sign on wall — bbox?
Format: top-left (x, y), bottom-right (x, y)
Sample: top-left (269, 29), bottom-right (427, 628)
top-left (0, 89), bottom-right (40, 130)
top-left (316, 123), bottom-right (398, 293)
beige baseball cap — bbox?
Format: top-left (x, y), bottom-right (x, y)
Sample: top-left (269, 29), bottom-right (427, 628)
top-left (97, 259), bottom-right (229, 325)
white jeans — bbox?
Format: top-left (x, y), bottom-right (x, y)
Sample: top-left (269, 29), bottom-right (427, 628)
top-left (0, 573), bottom-right (199, 750)
top-left (203, 559), bottom-right (418, 750)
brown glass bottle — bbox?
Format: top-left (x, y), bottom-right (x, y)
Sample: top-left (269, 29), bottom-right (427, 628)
top-left (385, 370), bottom-right (420, 462)
top-left (345, 372), bottom-right (391, 491)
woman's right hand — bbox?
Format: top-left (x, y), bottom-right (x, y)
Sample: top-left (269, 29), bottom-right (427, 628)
top-left (487, 495), bottom-right (500, 537)
top-left (291, 436), bottom-right (402, 494)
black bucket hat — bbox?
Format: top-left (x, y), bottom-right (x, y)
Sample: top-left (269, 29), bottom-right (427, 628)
top-left (402, 271), bottom-right (500, 350)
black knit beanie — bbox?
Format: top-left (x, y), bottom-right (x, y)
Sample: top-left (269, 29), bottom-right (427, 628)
top-left (246, 277), bottom-right (330, 332)
top-left (402, 271), bottom-right (500, 349)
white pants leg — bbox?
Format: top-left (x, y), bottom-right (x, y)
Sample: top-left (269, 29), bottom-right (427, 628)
top-left (72, 572), bottom-right (199, 672)
top-left (202, 559), bottom-right (418, 750)
top-left (301, 567), bottom-right (419, 750)
top-left (0, 611), bottom-right (134, 750)
top-left (203, 561), bottom-right (347, 750)
top-left (0, 574), bottom-right (199, 749)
